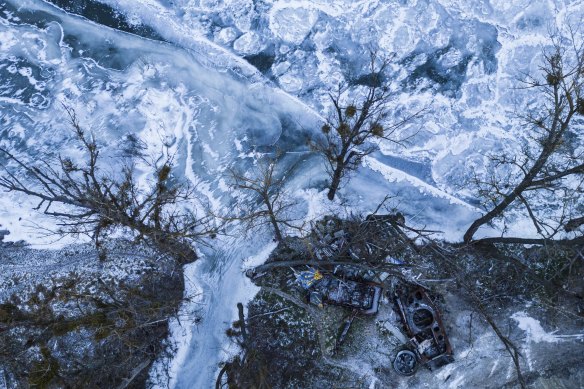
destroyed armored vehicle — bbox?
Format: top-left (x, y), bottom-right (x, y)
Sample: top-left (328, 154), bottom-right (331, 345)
top-left (304, 273), bottom-right (382, 315)
top-left (392, 284), bottom-right (453, 375)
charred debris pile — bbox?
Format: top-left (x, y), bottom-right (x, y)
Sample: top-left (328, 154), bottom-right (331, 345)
top-left (221, 214), bottom-right (456, 387)
top-left (221, 214), bottom-right (584, 388)
top-left (270, 215), bottom-right (451, 370)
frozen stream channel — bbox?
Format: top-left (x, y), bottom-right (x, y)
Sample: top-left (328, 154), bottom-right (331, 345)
top-left (167, 237), bottom-right (277, 388)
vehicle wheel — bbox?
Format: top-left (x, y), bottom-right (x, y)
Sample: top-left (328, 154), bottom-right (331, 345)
top-left (393, 349), bottom-right (417, 376)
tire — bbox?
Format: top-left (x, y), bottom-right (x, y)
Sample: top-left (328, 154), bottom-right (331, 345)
top-left (393, 349), bottom-right (418, 376)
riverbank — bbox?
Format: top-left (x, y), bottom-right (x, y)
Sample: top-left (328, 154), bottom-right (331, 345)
top-left (0, 238), bottom-right (187, 388)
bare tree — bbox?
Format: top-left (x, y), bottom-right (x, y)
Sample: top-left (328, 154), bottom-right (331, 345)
top-left (0, 107), bottom-right (219, 261)
top-left (464, 30), bottom-right (584, 244)
top-left (309, 52), bottom-right (423, 201)
top-left (228, 154), bottom-right (300, 242)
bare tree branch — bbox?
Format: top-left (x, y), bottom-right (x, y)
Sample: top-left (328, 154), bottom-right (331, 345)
top-left (0, 107), bottom-right (221, 261)
top-left (226, 154), bottom-right (303, 241)
top-left (309, 51), bottom-right (425, 201)
top-left (464, 31), bottom-right (584, 243)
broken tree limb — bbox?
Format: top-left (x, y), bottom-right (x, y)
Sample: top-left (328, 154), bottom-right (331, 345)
top-left (474, 235), bottom-right (584, 246)
top-left (237, 302), bottom-right (248, 345)
top-left (252, 259), bottom-right (410, 274)
top-left (116, 359), bottom-right (151, 389)
top-left (262, 287), bottom-right (314, 312)
top-left (246, 307), bottom-right (291, 320)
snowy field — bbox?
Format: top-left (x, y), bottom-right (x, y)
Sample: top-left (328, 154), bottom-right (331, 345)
top-left (1, 0), bottom-right (583, 387)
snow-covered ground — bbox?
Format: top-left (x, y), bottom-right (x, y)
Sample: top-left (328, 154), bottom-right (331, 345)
top-left (1, 0), bottom-right (583, 387)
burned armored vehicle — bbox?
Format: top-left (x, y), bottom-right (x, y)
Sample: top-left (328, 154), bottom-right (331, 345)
top-left (313, 275), bottom-right (382, 314)
top-left (297, 269), bottom-right (382, 315)
top-left (392, 284), bottom-right (453, 375)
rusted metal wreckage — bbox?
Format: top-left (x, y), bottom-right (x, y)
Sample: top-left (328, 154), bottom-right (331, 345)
top-left (307, 274), bottom-right (382, 315)
top-left (297, 270), bottom-right (453, 376)
top-left (288, 214), bottom-right (453, 376)
top-left (392, 283), bottom-right (454, 376)
top-left (298, 271), bottom-right (382, 352)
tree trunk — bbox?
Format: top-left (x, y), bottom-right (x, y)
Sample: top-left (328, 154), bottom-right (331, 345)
top-left (327, 166), bottom-right (343, 201)
top-left (269, 214), bottom-right (283, 241)
top-left (565, 216), bottom-right (584, 232)
top-left (463, 189), bottom-right (523, 243)
top-left (237, 302), bottom-right (248, 345)
top-left (264, 195), bottom-right (283, 241)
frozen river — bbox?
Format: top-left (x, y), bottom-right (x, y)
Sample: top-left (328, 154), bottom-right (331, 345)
top-left (2, 0), bottom-right (582, 387)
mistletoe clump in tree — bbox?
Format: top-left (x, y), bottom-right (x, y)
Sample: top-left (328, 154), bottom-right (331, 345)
top-left (310, 52), bottom-right (423, 201)
top-left (0, 106), bottom-right (219, 261)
